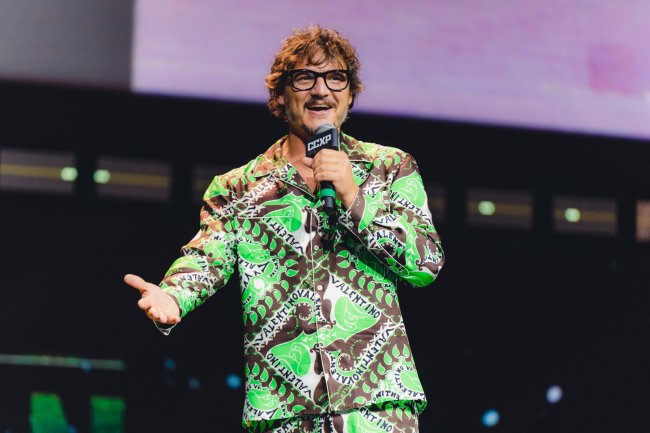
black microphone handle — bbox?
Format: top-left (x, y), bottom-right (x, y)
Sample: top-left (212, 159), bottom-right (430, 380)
top-left (321, 180), bottom-right (336, 214)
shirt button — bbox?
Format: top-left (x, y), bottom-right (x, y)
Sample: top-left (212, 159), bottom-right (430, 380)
top-left (317, 285), bottom-right (323, 291)
top-left (314, 245), bottom-right (320, 251)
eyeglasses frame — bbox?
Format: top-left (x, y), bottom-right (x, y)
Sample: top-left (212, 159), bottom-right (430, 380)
top-left (285, 69), bottom-right (351, 92)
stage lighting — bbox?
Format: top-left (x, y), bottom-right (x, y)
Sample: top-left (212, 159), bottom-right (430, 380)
top-left (482, 409), bottom-right (500, 427)
top-left (93, 169), bottom-right (111, 184)
top-left (60, 167), bottom-right (78, 182)
top-left (468, 188), bottom-right (532, 229)
top-left (564, 208), bottom-right (581, 223)
top-left (546, 385), bottom-right (563, 404)
top-left (226, 373), bottom-right (242, 389)
top-left (636, 201), bottom-right (650, 242)
top-left (96, 156), bottom-right (171, 202)
top-left (163, 358), bottom-right (176, 371)
top-left (478, 200), bottom-right (496, 216)
top-left (0, 149), bottom-right (76, 195)
top-left (554, 196), bottom-right (616, 236)
top-left (188, 377), bottom-right (201, 390)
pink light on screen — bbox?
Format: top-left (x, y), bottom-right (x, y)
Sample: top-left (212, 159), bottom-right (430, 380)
top-left (133, 0), bottom-right (650, 139)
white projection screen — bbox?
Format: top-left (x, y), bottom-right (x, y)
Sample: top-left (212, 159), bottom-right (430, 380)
top-left (133, 0), bottom-right (650, 139)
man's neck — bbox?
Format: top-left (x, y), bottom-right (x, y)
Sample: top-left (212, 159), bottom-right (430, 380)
top-left (282, 131), bottom-right (308, 165)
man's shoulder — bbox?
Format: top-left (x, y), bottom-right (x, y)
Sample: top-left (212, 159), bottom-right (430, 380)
top-left (203, 158), bottom-right (259, 200)
top-left (344, 134), bottom-right (413, 165)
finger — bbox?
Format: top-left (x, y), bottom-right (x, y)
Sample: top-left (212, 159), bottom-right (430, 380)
top-left (159, 312), bottom-right (168, 324)
top-left (313, 163), bottom-right (342, 176)
top-left (124, 274), bottom-right (149, 294)
top-left (317, 149), bottom-right (348, 162)
top-left (314, 167), bottom-right (345, 182)
top-left (149, 307), bottom-right (160, 321)
top-left (303, 157), bottom-right (314, 167)
top-left (137, 297), bottom-right (152, 311)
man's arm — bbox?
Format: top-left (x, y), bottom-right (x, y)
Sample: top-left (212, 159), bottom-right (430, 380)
top-left (307, 148), bottom-right (444, 287)
top-left (125, 174), bottom-right (238, 324)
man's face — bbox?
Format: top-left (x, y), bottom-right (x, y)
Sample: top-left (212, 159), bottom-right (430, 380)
top-left (277, 51), bottom-right (353, 140)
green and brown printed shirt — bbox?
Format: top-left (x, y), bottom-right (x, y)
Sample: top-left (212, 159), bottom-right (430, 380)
top-left (159, 134), bottom-right (444, 432)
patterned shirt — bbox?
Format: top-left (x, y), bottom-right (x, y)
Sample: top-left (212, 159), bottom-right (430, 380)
top-left (159, 134), bottom-right (444, 432)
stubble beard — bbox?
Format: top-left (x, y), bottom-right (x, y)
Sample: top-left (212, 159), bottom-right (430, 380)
top-left (285, 103), bottom-right (349, 139)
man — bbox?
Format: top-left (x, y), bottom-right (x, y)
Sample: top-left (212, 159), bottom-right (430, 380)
top-left (125, 26), bottom-right (444, 433)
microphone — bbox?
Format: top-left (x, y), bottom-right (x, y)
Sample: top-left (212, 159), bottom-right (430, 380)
top-left (306, 123), bottom-right (339, 214)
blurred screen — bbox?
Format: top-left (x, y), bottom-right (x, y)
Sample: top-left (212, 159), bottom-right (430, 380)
top-left (133, 0), bottom-right (650, 138)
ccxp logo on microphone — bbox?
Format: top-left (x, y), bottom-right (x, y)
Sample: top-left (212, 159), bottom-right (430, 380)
top-left (307, 134), bottom-right (332, 152)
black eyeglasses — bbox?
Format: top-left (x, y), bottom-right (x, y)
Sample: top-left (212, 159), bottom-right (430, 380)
top-left (285, 69), bottom-right (350, 92)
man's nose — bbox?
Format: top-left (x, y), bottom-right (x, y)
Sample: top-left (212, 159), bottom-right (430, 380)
top-left (310, 76), bottom-right (330, 96)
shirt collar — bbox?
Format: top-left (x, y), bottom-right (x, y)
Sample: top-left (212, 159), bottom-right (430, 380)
top-left (251, 132), bottom-right (372, 179)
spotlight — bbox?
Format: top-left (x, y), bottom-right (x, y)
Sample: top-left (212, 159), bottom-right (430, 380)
top-left (478, 201), bottom-right (496, 216)
top-left (188, 377), bottom-right (201, 390)
top-left (93, 169), bottom-right (111, 184)
top-left (482, 409), bottom-right (499, 427)
top-left (163, 358), bottom-right (176, 371)
top-left (547, 385), bottom-right (563, 404)
top-left (564, 208), bottom-right (581, 223)
top-left (60, 167), bottom-right (78, 182)
top-left (226, 373), bottom-right (242, 389)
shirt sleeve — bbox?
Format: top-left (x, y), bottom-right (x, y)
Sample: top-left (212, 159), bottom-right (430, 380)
top-left (158, 175), bottom-right (239, 318)
top-left (338, 152), bottom-right (444, 287)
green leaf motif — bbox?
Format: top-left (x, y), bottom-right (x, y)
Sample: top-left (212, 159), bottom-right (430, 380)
top-left (354, 396), bottom-right (367, 405)
top-left (292, 404), bottom-right (305, 414)
top-left (392, 345), bottom-right (400, 358)
top-left (383, 351), bottom-right (392, 365)
top-left (250, 312), bottom-right (258, 325)
top-left (260, 368), bottom-right (269, 382)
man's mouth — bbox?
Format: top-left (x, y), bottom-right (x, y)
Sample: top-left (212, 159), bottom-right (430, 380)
top-left (306, 105), bottom-right (332, 113)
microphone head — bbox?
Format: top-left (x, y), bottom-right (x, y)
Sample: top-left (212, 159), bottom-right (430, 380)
top-left (315, 123), bottom-right (336, 135)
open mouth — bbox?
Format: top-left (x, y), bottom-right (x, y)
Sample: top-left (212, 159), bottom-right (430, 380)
top-left (307, 105), bottom-right (332, 112)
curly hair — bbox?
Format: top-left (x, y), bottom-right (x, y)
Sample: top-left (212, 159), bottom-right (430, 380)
top-left (265, 25), bottom-right (364, 119)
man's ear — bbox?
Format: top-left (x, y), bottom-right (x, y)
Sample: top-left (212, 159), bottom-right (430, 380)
top-left (277, 94), bottom-right (284, 106)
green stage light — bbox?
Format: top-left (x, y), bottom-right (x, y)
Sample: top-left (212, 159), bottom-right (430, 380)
top-left (94, 169), bottom-right (111, 184)
top-left (478, 200), bottom-right (496, 216)
top-left (60, 167), bottom-right (78, 182)
top-left (564, 208), bottom-right (581, 223)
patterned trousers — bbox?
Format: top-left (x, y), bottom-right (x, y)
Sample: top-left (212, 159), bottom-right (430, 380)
top-left (258, 401), bottom-right (419, 433)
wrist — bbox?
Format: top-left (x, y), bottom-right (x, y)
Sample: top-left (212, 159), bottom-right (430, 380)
top-left (341, 186), bottom-right (359, 209)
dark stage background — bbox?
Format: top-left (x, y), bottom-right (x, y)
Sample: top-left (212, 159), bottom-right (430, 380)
top-left (1, 82), bottom-right (649, 433)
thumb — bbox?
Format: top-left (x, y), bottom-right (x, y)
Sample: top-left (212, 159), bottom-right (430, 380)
top-left (124, 274), bottom-right (150, 295)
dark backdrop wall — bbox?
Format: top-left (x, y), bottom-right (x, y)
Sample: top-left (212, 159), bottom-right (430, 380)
top-left (1, 82), bottom-right (649, 433)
